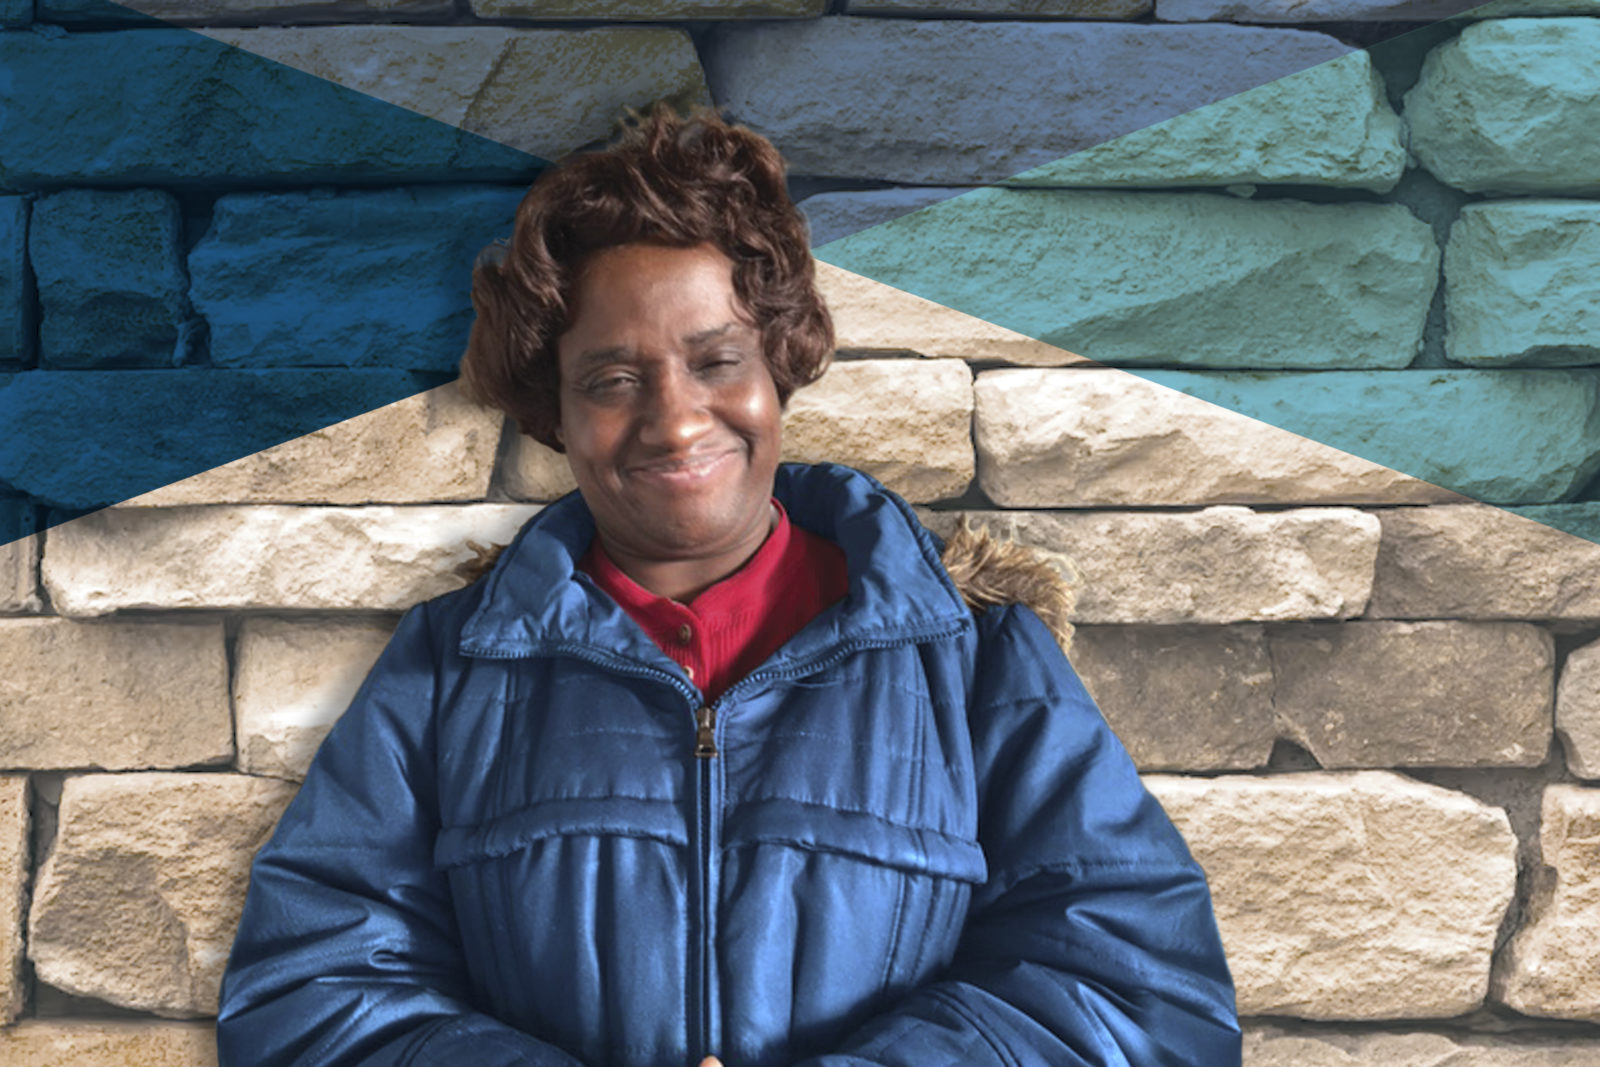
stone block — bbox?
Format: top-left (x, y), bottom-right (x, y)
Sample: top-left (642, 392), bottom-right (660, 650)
top-left (27, 773), bottom-right (296, 1017)
top-left (1405, 19), bottom-right (1600, 195)
top-left (809, 190), bottom-right (1436, 370)
top-left (0, 0), bottom-right (28, 26)
top-left (0, 370), bottom-right (448, 511)
top-left (43, 503), bottom-right (539, 616)
top-left (1070, 625), bottom-right (1275, 770)
top-left (849, 0), bottom-right (1147, 15)
top-left (234, 617), bottom-right (397, 781)
top-left (474, 0), bottom-right (823, 14)
top-left (0, 198), bottom-right (28, 367)
top-left (1155, 0), bottom-right (1597, 18)
top-left (189, 187), bottom-right (522, 373)
top-left (29, 190), bottom-right (186, 369)
top-left (504, 432), bottom-right (579, 503)
top-left (1269, 621), bottom-right (1552, 768)
top-left (779, 358), bottom-right (974, 503)
top-left (0, 28), bottom-right (702, 187)
top-left (200, 26), bottom-right (709, 163)
top-left (1148, 771), bottom-right (1516, 1019)
top-left (0, 618), bottom-right (231, 770)
top-left (1017, 51), bottom-right (1404, 190)
top-left (973, 369), bottom-right (1463, 507)
top-left (1497, 784), bottom-right (1600, 1020)
top-left (1558, 637), bottom-right (1600, 779)
top-left (1243, 1023), bottom-right (1600, 1065)
top-left (126, 382), bottom-right (500, 506)
top-left (813, 258), bottom-right (1080, 365)
top-left (1445, 201), bottom-right (1600, 367)
top-left (0, 776), bottom-right (27, 1023)
top-left (955, 507), bottom-right (1379, 624)
top-left (1370, 505), bottom-right (1600, 620)
top-left (706, 19), bottom-right (1400, 189)
top-left (1, 499), bottom-right (39, 614)
top-left (1125, 370), bottom-right (1600, 506)
top-left (43, 0), bottom-right (448, 22)
top-left (0, 1022), bottom-right (218, 1067)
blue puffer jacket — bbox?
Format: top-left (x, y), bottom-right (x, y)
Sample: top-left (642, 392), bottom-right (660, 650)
top-left (218, 463), bottom-right (1240, 1067)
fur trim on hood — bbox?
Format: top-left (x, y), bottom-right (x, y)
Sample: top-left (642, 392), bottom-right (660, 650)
top-left (939, 518), bottom-right (1077, 652)
top-left (456, 517), bottom-right (1077, 652)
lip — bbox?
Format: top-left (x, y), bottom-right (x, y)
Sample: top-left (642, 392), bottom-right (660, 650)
top-left (625, 448), bottom-right (740, 488)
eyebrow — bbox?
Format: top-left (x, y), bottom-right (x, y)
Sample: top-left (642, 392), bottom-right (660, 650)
top-left (570, 322), bottom-right (754, 373)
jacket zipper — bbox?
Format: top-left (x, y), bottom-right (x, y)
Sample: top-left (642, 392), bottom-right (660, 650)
top-left (693, 709), bottom-right (719, 1061)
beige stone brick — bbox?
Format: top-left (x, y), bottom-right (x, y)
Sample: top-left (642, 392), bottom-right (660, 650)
top-left (128, 382), bottom-right (501, 506)
top-left (1269, 621), bottom-right (1553, 768)
top-left (814, 260), bottom-right (1081, 365)
top-left (954, 507), bottom-right (1378, 624)
top-left (42, 504), bottom-right (539, 617)
top-left (1370, 506), bottom-right (1600, 620)
top-left (1243, 1023), bottom-right (1600, 1065)
top-left (27, 773), bottom-right (297, 1017)
top-left (1149, 771), bottom-right (1516, 1019)
top-left (0, 775), bottom-right (27, 1023)
top-left (0, 1021), bottom-right (217, 1067)
top-left (780, 358), bottom-right (973, 503)
top-left (504, 432), bottom-right (579, 503)
top-left (974, 369), bottom-right (1461, 507)
top-left (1497, 784), bottom-right (1600, 1020)
top-left (0, 618), bottom-right (231, 770)
top-left (1070, 625), bottom-right (1275, 770)
top-left (1558, 637), bottom-right (1600, 779)
top-left (234, 617), bottom-right (397, 781)
top-left (1, 532), bottom-right (39, 614)
top-left (200, 27), bottom-right (709, 161)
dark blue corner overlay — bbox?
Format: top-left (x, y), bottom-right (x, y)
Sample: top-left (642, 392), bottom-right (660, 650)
top-left (6, 3), bottom-right (1594, 549)
top-left (1, 5), bottom-right (543, 537)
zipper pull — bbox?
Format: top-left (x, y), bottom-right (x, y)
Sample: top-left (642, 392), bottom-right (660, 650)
top-left (694, 705), bottom-right (718, 759)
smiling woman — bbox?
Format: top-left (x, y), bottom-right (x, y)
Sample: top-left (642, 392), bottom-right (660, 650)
top-left (214, 106), bottom-right (1242, 1067)
top-left (554, 244), bottom-right (784, 603)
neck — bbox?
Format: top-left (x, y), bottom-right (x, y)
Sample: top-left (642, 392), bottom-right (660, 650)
top-left (600, 505), bottom-right (778, 603)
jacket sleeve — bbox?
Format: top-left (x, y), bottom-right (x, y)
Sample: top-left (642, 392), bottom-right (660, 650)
top-left (796, 605), bottom-right (1241, 1067)
top-left (217, 603), bottom-right (587, 1067)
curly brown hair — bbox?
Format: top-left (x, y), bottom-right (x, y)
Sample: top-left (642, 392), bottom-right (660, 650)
top-left (460, 105), bottom-right (834, 452)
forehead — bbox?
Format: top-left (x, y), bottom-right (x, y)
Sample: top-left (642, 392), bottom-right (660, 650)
top-left (560, 243), bottom-right (753, 353)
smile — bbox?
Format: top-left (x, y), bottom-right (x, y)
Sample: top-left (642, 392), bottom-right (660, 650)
top-left (626, 449), bottom-right (739, 487)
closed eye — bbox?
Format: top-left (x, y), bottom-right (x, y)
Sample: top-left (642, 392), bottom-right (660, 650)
top-left (581, 372), bottom-right (639, 395)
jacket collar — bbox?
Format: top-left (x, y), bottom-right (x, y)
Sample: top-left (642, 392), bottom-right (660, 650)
top-left (458, 463), bottom-right (972, 674)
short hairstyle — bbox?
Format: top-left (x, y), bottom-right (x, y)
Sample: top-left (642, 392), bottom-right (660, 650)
top-left (460, 105), bottom-right (834, 452)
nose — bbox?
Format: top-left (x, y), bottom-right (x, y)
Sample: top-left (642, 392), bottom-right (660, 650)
top-left (638, 363), bottom-right (713, 451)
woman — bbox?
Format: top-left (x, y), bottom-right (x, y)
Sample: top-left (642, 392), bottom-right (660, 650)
top-left (217, 107), bottom-right (1240, 1066)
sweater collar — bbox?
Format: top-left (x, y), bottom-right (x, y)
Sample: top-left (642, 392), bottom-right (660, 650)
top-left (458, 463), bottom-right (972, 668)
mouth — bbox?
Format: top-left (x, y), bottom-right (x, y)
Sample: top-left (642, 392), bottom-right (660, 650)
top-left (626, 448), bottom-right (739, 488)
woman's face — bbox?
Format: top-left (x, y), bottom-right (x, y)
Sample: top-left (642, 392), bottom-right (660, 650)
top-left (555, 242), bottom-right (783, 573)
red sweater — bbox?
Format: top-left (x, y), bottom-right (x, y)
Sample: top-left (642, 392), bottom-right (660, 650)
top-left (578, 502), bottom-right (849, 702)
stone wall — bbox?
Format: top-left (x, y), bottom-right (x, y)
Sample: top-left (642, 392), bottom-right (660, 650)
top-left (3, 2), bottom-right (1600, 1063)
